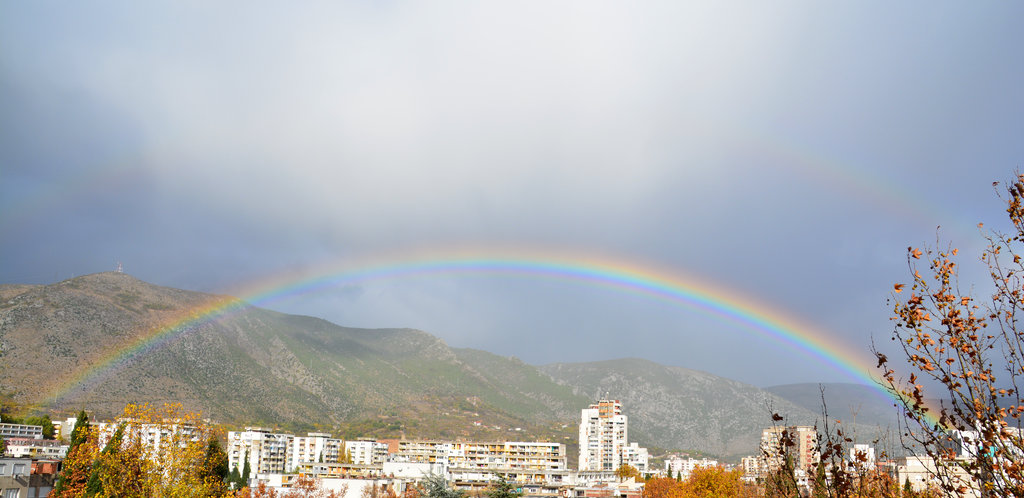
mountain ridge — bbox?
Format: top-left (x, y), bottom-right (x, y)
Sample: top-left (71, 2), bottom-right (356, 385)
top-left (0, 272), bottom-right (895, 457)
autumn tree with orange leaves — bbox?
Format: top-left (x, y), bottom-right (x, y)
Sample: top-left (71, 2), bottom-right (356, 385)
top-left (878, 174), bottom-right (1024, 497)
top-left (51, 403), bottom-right (231, 498)
top-left (642, 468), bottom-right (754, 498)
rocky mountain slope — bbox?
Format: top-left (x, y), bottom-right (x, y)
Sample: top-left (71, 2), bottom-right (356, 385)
top-left (0, 272), bottom-right (898, 457)
top-left (764, 383), bottom-right (903, 429)
top-left (542, 359), bottom-right (825, 456)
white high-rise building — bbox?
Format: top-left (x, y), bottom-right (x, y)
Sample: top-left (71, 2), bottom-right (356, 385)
top-left (345, 439), bottom-right (390, 465)
top-left (227, 428), bottom-right (292, 475)
top-left (288, 433), bottom-right (343, 469)
top-left (578, 399), bottom-right (647, 472)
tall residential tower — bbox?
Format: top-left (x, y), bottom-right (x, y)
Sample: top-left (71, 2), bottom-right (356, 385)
top-left (578, 399), bottom-right (648, 473)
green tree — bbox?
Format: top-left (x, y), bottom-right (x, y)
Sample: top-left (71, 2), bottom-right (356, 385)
top-left (242, 448), bottom-right (252, 485)
top-left (200, 436), bottom-right (230, 494)
top-left (84, 422), bottom-right (127, 496)
top-left (423, 474), bottom-right (464, 498)
top-left (484, 475), bottom-right (522, 498)
top-left (51, 410), bottom-right (97, 498)
top-left (22, 415), bottom-right (55, 439)
top-left (70, 410), bottom-right (90, 446)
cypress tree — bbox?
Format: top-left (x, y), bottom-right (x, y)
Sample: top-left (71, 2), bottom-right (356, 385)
top-left (51, 410), bottom-right (94, 497)
top-left (202, 437), bottom-right (229, 481)
top-left (70, 410), bottom-right (90, 448)
top-left (241, 449), bottom-right (251, 487)
top-left (83, 423), bottom-right (125, 497)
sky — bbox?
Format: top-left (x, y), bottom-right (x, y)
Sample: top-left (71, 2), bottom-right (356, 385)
top-left (2, 2), bottom-right (1023, 387)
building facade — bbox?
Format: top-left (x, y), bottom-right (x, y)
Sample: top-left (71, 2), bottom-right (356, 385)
top-left (0, 458), bottom-right (57, 498)
top-left (288, 433), bottom-right (342, 469)
top-left (3, 439), bottom-right (68, 460)
top-left (760, 425), bottom-right (818, 473)
top-left (227, 428), bottom-right (292, 475)
top-left (0, 424), bottom-right (43, 440)
top-left (395, 440), bottom-right (567, 475)
top-left (665, 456), bottom-right (717, 480)
top-left (578, 399), bottom-right (648, 473)
top-left (345, 440), bottom-right (389, 465)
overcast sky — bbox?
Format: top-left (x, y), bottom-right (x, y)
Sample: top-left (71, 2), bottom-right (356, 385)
top-left (3, 2), bottom-right (1023, 387)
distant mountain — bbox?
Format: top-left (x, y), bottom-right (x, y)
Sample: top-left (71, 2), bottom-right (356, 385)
top-left (0, 272), bottom-right (899, 458)
top-left (764, 383), bottom-right (903, 429)
top-left (541, 359), bottom-right (838, 457)
top-left (0, 272), bottom-right (571, 439)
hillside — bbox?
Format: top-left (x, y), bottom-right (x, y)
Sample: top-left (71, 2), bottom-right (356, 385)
top-left (0, 273), bottom-right (570, 439)
top-left (0, 272), bottom-right (899, 457)
top-left (764, 383), bottom-right (903, 429)
top-left (541, 359), bottom-right (836, 456)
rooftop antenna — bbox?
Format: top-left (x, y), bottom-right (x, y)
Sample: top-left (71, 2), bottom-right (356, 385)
top-left (116, 261), bottom-right (123, 274)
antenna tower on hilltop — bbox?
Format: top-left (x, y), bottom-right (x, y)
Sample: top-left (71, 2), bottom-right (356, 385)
top-left (116, 261), bottom-right (123, 274)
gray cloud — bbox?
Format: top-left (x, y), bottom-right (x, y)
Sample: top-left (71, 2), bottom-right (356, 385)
top-left (2, 1), bottom-right (1023, 386)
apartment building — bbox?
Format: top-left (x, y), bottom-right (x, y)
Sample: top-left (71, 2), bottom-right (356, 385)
top-left (740, 456), bottom-right (764, 483)
top-left (344, 439), bottom-right (389, 465)
top-left (621, 443), bottom-right (649, 474)
top-left (227, 428), bottom-right (292, 475)
top-left (665, 456), bottom-right (717, 480)
top-left (896, 455), bottom-right (980, 497)
top-left (578, 399), bottom-right (648, 473)
top-left (0, 458), bottom-right (57, 498)
top-left (396, 440), bottom-right (567, 473)
top-left (3, 439), bottom-right (68, 459)
top-left (0, 424), bottom-right (43, 440)
top-left (94, 418), bottom-right (202, 456)
top-left (288, 432), bottom-right (343, 468)
top-left (760, 425), bottom-right (818, 473)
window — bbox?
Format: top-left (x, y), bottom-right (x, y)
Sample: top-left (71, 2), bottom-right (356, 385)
top-left (12, 465), bottom-right (24, 476)
top-left (3, 489), bottom-right (19, 498)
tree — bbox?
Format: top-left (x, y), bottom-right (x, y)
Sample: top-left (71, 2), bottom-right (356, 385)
top-left (51, 410), bottom-right (96, 498)
top-left (878, 174), bottom-right (1024, 497)
top-left (54, 403), bottom-right (231, 497)
top-left (200, 436), bottom-right (230, 495)
top-left (229, 467), bottom-right (242, 491)
top-left (484, 475), bottom-right (522, 498)
top-left (361, 482), bottom-right (390, 498)
top-left (22, 415), bottom-right (55, 439)
top-left (281, 474), bottom-right (346, 498)
top-left (422, 474), bottom-right (464, 498)
top-left (641, 477), bottom-right (685, 498)
top-left (242, 448), bottom-right (252, 486)
top-left (616, 464), bottom-right (642, 482)
top-left (70, 410), bottom-right (90, 447)
top-left (681, 466), bottom-right (744, 497)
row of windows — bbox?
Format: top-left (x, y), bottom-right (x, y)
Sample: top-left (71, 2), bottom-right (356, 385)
top-left (0, 464), bottom-right (27, 476)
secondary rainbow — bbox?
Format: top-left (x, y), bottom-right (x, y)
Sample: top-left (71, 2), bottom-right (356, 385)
top-left (45, 249), bottom-right (926, 422)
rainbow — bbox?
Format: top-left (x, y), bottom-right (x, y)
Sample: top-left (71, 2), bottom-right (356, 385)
top-left (45, 248), bottom-right (930, 424)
